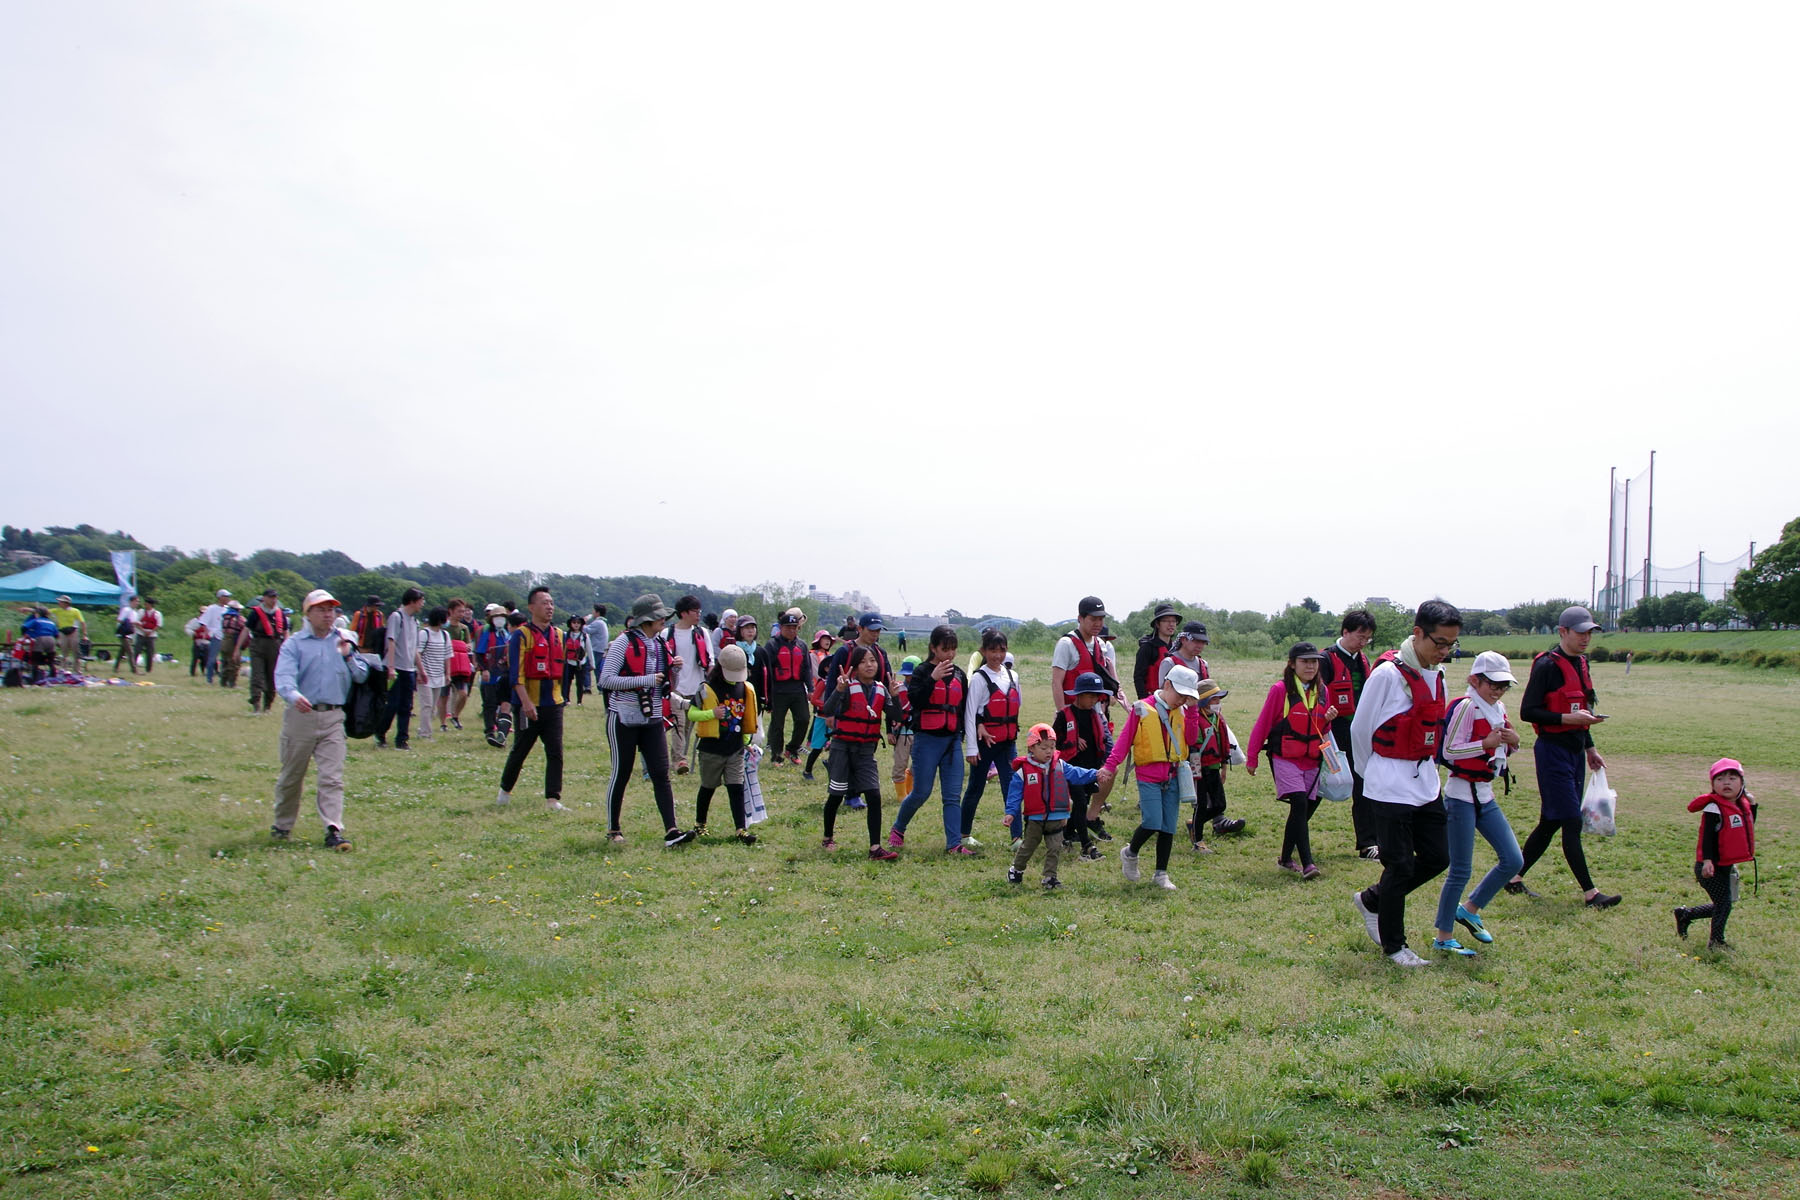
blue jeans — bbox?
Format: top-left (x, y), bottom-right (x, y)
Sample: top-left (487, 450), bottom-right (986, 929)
top-left (892, 732), bottom-right (966, 848)
top-left (960, 738), bottom-right (1016, 838)
top-left (1434, 796), bottom-right (1524, 933)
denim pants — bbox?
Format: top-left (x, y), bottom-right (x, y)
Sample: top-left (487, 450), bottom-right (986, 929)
top-left (1434, 796), bottom-right (1524, 933)
top-left (960, 737), bottom-right (1017, 838)
top-left (892, 732), bottom-right (966, 847)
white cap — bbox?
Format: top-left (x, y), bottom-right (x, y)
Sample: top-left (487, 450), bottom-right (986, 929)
top-left (301, 588), bottom-right (341, 613)
top-left (1165, 664), bottom-right (1202, 698)
top-left (1470, 650), bottom-right (1517, 683)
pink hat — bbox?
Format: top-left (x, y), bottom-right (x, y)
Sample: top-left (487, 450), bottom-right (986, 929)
top-left (1709, 757), bottom-right (1744, 779)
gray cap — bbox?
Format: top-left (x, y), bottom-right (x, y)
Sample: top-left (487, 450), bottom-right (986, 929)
top-left (1558, 605), bottom-right (1601, 633)
top-left (629, 593), bottom-right (674, 627)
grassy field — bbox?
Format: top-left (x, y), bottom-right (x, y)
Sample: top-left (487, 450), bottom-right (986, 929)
top-left (3, 651), bottom-right (1798, 1198)
top-left (1455, 629), bottom-right (1800, 659)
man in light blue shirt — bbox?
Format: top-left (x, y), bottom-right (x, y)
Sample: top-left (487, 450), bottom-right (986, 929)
top-left (272, 589), bottom-right (370, 851)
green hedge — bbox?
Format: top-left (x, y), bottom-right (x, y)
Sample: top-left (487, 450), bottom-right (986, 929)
top-left (1484, 643), bottom-right (1799, 670)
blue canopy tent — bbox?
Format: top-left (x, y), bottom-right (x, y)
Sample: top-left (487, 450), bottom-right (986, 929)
top-left (0, 561), bottom-right (123, 608)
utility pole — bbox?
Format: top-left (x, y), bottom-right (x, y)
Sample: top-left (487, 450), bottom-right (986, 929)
top-left (1591, 564), bottom-right (1598, 610)
top-left (1643, 450), bottom-right (1656, 606)
top-left (1605, 466), bottom-right (1617, 619)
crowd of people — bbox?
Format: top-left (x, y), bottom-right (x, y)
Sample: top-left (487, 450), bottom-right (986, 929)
top-left (10, 585), bottom-right (1760, 964)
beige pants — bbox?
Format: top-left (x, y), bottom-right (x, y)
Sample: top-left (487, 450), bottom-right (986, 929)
top-left (666, 706), bottom-right (696, 766)
top-left (414, 683), bottom-right (439, 738)
top-left (57, 629), bottom-right (81, 674)
top-left (889, 731), bottom-right (914, 784)
top-left (1012, 817), bottom-right (1068, 884)
top-left (274, 705), bottom-right (348, 833)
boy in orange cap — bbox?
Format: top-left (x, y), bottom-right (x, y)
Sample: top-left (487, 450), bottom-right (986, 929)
top-left (1003, 723), bottom-right (1101, 889)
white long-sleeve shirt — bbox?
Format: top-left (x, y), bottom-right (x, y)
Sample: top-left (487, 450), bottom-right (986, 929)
top-left (963, 663), bottom-right (1019, 757)
top-left (1348, 657), bottom-right (1445, 807)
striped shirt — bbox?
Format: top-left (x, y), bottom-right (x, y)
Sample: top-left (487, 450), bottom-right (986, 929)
top-left (417, 627), bottom-right (451, 687)
top-left (598, 630), bottom-right (666, 726)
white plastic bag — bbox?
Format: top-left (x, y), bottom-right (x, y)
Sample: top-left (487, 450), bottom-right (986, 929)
top-left (1319, 733), bottom-right (1354, 802)
top-left (742, 746), bottom-right (769, 825)
top-left (1580, 766), bottom-right (1616, 837)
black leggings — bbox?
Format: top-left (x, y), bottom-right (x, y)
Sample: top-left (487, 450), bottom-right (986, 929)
top-left (1128, 826), bottom-right (1174, 872)
top-left (606, 713), bottom-right (678, 833)
top-left (1280, 792), bottom-right (1323, 867)
top-left (1195, 769), bottom-right (1227, 831)
top-left (1517, 816), bottom-right (1594, 892)
top-left (804, 747), bottom-right (824, 775)
top-left (825, 790), bottom-right (883, 845)
top-left (1683, 864), bottom-right (1736, 944)
top-left (1066, 782), bottom-right (1096, 849)
top-left (695, 784), bottom-right (747, 831)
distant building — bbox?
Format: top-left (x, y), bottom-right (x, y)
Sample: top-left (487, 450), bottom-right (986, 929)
top-left (886, 613), bottom-right (946, 635)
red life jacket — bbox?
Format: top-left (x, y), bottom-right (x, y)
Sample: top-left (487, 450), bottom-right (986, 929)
top-left (833, 682), bottom-right (886, 744)
top-left (1370, 652), bottom-right (1447, 760)
top-left (1529, 650), bottom-right (1595, 737)
top-left (250, 605), bottom-right (288, 639)
top-left (450, 639), bottom-right (473, 676)
top-left (564, 635), bottom-right (583, 665)
top-left (1265, 682), bottom-right (1327, 762)
top-left (138, 609), bottom-right (160, 633)
top-left (1195, 709), bottom-right (1232, 768)
top-left (1442, 696), bottom-right (1506, 783)
top-left (220, 610), bottom-right (246, 641)
top-left (887, 686), bottom-right (913, 732)
top-left (1690, 793), bottom-right (1755, 865)
top-left (772, 639), bottom-right (809, 683)
top-left (1321, 645), bottom-right (1369, 717)
top-left (975, 666), bottom-right (1020, 741)
top-left (519, 623), bottom-right (563, 680)
top-left (620, 630), bottom-right (667, 718)
top-left (1136, 637), bottom-right (1172, 699)
top-left (916, 669), bottom-right (966, 734)
top-left (1011, 755), bottom-right (1074, 819)
top-left (1059, 632), bottom-right (1115, 705)
top-left (661, 625), bottom-right (711, 675)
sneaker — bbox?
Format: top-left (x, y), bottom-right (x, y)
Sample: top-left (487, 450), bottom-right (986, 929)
top-left (1432, 937), bottom-right (1478, 958)
top-left (1585, 892), bottom-right (1622, 909)
top-left (451, 718), bottom-right (462, 731)
top-left (324, 826), bottom-right (353, 852)
top-left (1455, 906), bottom-right (1494, 944)
top-left (735, 830), bottom-right (758, 846)
top-left (845, 796), bottom-right (866, 810)
top-left (1351, 890), bottom-right (1382, 945)
top-left (1388, 946), bottom-right (1432, 967)
top-left (1503, 879), bottom-right (1541, 898)
top-left (869, 846), bottom-right (898, 861)
top-left (801, 771), bottom-right (815, 782)
top-left (1213, 817), bottom-right (1245, 836)
top-left (1091, 820), bottom-right (1112, 841)
top-left (1674, 907), bottom-right (1692, 940)
top-left (821, 838), bottom-right (838, 851)
top-left (608, 830), bottom-right (626, 844)
top-left (663, 828), bottom-right (696, 849)
top-left (675, 759), bottom-right (690, 776)
top-left (1192, 841), bottom-right (1213, 855)
top-left (393, 743), bottom-right (411, 751)
top-left (692, 824), bottom-right (709, 839)
top-left (1707, 938), bottom-right (1733, 952)
top-left (269, 825), bottom-right (290, 840)
top-left (1007, 867), bottom-right (1024, 885)
top-left (887, 829), bottom-right (904, 849)
top-left (962, 835), bottom-right (983, 849)
top-left (440, 723), bottom-right (448, 732)
top-left (1043, 878), bottom-right (1062, 890)
top-left (496, 789), bottom-right (511, 807)
top-left (1301, 863), bottom-right (1323, 880)
top-left (375, 737), bottom-right (387, 749)
top-left (1080, 844), bottom-right (1103, 862)
top-left (1151, 871), bottom-right (1177, 891)
top-left (945, 844), bottom-right (976, 856)
top-left (546, 800), bottom-right (569, 813)
top-left (485, 731), bottom-right (506, 748)
top-left (1120, 846), bottom-right (1141, 882)
top-left (1278, 859), bottom-right (1301, 874)
top-left (1359, 846), bottom-right (1382, 861)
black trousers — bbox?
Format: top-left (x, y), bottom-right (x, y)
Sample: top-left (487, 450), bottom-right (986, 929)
top-left (1195, 768), bottom-right (1227, 829)
top-left (766, 690), bottom-right (810, 757)
top-left (500, 700), bottom-right (564, 800)
top-left (1684, 863), bottom-right (1737, 944)
top-left (1333, 717), bottom-right (1375, 850)
top-left (480, 678), bottom-right (509, 736)
top-left (376, 669), bottom-right (415, 746)
top-left (606, 713), bottom-right (677, 833)
top-left (1360, 798), bottom-right (1450, 955)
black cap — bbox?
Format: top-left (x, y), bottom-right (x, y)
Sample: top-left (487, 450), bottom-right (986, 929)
top-left (365, 595), bottom-right (382, 606)
top-left (1151, 602), bottom-right (1181, 622)
top-left (262, 588), bottom-right (279, 598)
top-left (1179, 621), bottom-right (1210, 641)
top-left (1288, 641), bottom-right (1325, 660)
top-left (1078, 596), bottom-right (1108, 619)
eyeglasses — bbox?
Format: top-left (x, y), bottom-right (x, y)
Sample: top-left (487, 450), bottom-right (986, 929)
top-left (1481, 679), bottom-right (1512, 692)
top-left (1423, 633), bottom-right (1458, 651)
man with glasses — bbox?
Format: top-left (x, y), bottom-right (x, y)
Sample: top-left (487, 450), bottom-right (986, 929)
top-left (1349, 600), bottom-right (1460, 966)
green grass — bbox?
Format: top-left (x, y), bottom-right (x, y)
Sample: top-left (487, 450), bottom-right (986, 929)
top-left (2, 656), bottom-right (1799, 1197)
top-left (1458, 628), bottom-right (1800, 658)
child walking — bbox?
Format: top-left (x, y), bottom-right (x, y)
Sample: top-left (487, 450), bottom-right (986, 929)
top-left (1004, 723), bottom-right (1101, 888)
top-left (686, 644), bottom-right (762, 845)
top-left (821, 646), bottom-right (899, 859)
top-left (960, 630), bottom-right (1021, 849)
top-left (1054, 671), bottom-right (1113, 860)
top-left (1245, 643), bottom-right (1338, 879)
top-left (1431, 652), bottom-right (1525, 957)
top-left (889, 656), bottom-right (919, 798)
top-left (1675, 758), bottom-right (1758, 950)
top-left (1096, 665), bottom-right (1203, 890)
top-left (1185, 679), bottom-right (1232, 852)
top-left (801, 629), bottom-right (836, 781)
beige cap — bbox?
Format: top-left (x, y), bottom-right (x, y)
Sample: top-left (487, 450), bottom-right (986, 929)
top-left (302, 588), bottom-right (341, 612)
top-left (719, 643), bottom-right (749, 683)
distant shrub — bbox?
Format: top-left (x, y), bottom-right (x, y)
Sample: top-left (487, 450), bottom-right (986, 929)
top-left (1589, 645), bottom-right (1611, 662)
top-left (1665, 648), bottom-right (1689, 662)
top-left (1694, 649), bottom-right (1720, 663)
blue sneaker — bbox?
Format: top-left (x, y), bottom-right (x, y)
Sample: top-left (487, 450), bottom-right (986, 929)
top-left (1455, 906), bottom-right (1494, 944)
top-left (1432, 937), bottom-right (1477, 957)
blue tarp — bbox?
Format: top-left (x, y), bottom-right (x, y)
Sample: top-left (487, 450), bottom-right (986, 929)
top-left (0, 561), bottom-right (123, 607)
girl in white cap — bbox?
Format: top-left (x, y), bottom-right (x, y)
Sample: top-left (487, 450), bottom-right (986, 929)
top-left (1430, 651), bottom-right (1525, 956)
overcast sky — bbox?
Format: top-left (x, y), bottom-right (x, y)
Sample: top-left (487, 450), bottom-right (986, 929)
top-left (4, 3), bottom-right (1795, 621)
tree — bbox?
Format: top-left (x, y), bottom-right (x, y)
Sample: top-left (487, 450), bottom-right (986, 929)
top-left (1658, 591), bottom-right (1708, 629)
top-left (1734, 518), bottom-right (1800, 628)
top-left (1699, 599), bottom-right (1740, 628)
top-left (1301, 596), bottom-right (1320, 613)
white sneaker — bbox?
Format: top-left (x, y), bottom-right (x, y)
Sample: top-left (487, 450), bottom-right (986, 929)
top-left (1151, 871), bottom-right (1177, 891)
top-left (495, 789), bottom-right (511, 807)
top-left (962, 836), bottom-right (983, 849)
top-left (1120, 846), bottom-right (1141, 882)
top-left (1351, 890), bottom-right (1382, 945)
top-left (546, 800), bottom-right (568, 812)
top-left (1388, 946), bottom-right (1432, 967)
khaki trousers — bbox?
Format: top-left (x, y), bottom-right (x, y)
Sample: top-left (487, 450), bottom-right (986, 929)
top-left (273, 705), bottom-right (348, 833)
top-left (1011, 817), bottom-right (1068, 884)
